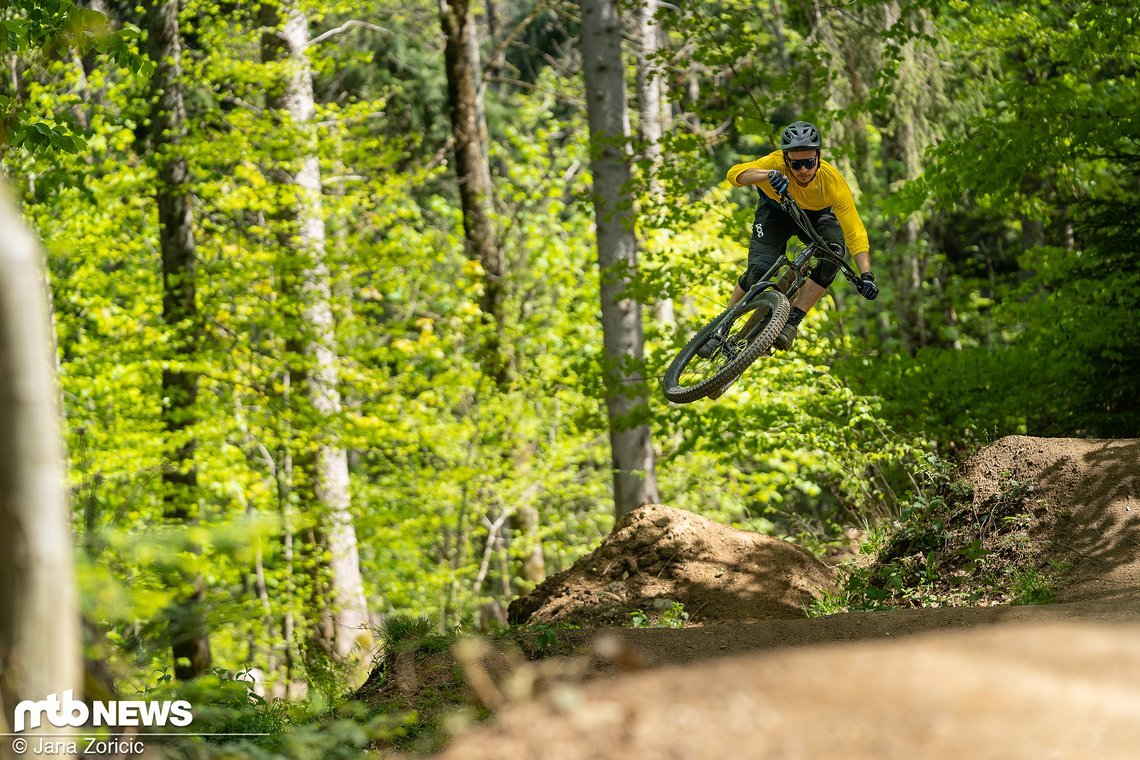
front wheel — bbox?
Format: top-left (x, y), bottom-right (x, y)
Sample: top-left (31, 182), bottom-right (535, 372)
top-left (662, 289), bottom-right (791, 403)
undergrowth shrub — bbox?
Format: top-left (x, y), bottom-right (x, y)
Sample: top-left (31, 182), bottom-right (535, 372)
top-left (809, 456), bottom-right (1069, 615)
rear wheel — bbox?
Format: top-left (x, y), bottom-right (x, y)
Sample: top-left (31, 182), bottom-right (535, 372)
top-left (662, 289), bottom-right (790, 403)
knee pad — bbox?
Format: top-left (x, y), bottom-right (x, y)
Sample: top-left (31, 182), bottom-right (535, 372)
top-left (808, 259), bottom-right (839, 288)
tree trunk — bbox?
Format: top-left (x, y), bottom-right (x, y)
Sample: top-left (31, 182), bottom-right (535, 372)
top-left (768, 0), bottom-right (791, 74)
top-left (0, 187), bottom-right (82, 758)
top-left (635, 0), bottom-right (664, 187)
top-left (579, 0), bottom-right (660, 519)
top-left (260, 0), bottom-right (371, 670)
top-left (634, 0), bottom-right (674, 326)
top-left (440, 0), bottom-right (510, 386)
top-left (884, 93), bottom-right (926, 352)
top-left (145, 0), bottom-right (212, 680)
top-left (484, 0), bottom-right (502, 82)
top-left (511, 506), bottom-right (545, 583)
top-left (841, 11), bottom-right (876, 187)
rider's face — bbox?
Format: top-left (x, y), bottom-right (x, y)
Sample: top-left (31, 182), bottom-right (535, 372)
top-left (784, 149), bottom-right (820, 186)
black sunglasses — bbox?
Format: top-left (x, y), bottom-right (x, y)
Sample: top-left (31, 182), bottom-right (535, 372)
top-left (786, 156), bottom-right (818, 171)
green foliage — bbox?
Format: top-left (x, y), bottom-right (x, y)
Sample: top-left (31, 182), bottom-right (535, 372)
top-left (129, 667), bottom-right (409, 759)
top-left (531, 623), bottom-right (562, 652)
top-left (861, 0), bottom-right (1140, 441)
top-left (629, 601), bottom-right (689, 629)
top-left (1, 0), bottom-right (149, 156)
top-left (378, 614), bottom-right (451, 657)
top-left (499, 621), bottom-right (581, 657)
top-left (156, 668), bottom-right (293, 739)
top-left (811, 461), bottom-right (1068, 614)
top-left (1008, 565), bottom-right (1059, 607)
top-left (7, 3), bottom-right (1135, 748)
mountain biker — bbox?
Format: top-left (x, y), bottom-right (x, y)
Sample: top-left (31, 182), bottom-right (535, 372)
top-left (706, 120), bottom-right (878, 354)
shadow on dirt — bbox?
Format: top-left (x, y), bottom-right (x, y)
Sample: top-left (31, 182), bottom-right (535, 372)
top-left (1040, 439), bottom-right (1140, 599)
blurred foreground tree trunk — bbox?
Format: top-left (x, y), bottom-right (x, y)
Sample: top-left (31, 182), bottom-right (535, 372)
top-left (579, 0), bottom-right (660, 519)
top-left (145, 0), bottom-right (212, 680)
top-left (0, 188), bottom-right (81, 760)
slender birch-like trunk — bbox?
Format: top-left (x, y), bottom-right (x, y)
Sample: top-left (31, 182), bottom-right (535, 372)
top-left (260, 0), bottom-right (371, 669)
top-left (634, 0), bottom-right (675, 326)
top-left (580, 0), bottom-right (661, 518)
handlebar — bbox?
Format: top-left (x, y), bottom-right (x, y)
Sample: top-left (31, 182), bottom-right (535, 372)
top-left (776, 191), bottom-right (862, 286)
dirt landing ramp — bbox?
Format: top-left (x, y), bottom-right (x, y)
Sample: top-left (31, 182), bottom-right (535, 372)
top-left (440, 621), bottom-right (1140, 760)
top-left (508, 504), bottom-right (833, 627)
top-left (963, 436), bottom-right (1140, 600)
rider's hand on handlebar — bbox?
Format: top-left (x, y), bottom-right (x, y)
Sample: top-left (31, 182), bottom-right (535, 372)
top-left (767, 170), bottom-right (789, 196)
top-left (858, 272), bottom-right (879, 301)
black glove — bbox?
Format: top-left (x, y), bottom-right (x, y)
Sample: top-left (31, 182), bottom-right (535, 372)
top-left (767, 169), bottom-right (789, 196)
top-left (858, 272), bottom-right (879, 300)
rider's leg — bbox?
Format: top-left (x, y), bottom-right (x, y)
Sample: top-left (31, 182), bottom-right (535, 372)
top-left (776, 280), bottom-right (825, 350)
top-left (736, 202), bottom-right (793, 302)
top-left (794, 207), bottom-right (844, 317)
top-left (700, 208), bottom-right (791, 358)
top-left (791, 279), bottom-right (827, 312)
top-left (728, 283), bottom-right (746, 307)
top-left (778, 209), bottom-right (844, 349)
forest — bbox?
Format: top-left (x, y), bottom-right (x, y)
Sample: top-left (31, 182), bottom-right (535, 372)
top-left (0, 0), bottom-right (1137, 756)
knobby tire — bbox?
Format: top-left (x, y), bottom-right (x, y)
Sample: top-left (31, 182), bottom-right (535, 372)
top-left (662, 289), bottom-right (790, 403)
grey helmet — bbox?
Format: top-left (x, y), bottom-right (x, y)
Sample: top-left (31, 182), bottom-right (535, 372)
top-left (780, 120), bottom-right (822, 150)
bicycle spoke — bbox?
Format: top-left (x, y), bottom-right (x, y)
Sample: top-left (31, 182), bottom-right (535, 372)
top-left (663, 289), bottom-right (790, 403)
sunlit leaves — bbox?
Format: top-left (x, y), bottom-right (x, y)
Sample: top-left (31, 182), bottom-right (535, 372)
top-left (2, 1), bottom-right (150, 156)
top-left (0, 0), bottom-right (1013, 695)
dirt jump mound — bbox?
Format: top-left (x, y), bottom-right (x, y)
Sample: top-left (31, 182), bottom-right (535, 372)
top-left (961, 435), bottom-right (1140, 601)
top-left (508, 504), bottom-right (833, 627)
top-left (440, 438), bottom-right (1140, 760)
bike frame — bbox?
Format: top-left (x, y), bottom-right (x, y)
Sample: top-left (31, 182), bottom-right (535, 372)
top-left (741, 193), bottom-right (863, 307)
top-left (662, 190), bottom-right (870, 403)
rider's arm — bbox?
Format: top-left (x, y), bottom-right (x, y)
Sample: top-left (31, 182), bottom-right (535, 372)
top-left (726, 152), bottom-right (781, 187)
top-left (730, 168), bottom-right (771, 186)
top-left (829, 171), bottom-right (871, 260)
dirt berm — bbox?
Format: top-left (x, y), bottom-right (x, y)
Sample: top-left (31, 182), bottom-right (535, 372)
top-left (437, 436), bottom-right (1140, 759)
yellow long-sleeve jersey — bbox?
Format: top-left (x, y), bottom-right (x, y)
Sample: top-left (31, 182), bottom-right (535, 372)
top-left (727, 150), bottom-right (870, 255)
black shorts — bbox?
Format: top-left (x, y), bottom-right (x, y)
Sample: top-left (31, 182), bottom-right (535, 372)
top-left (737, 197), bottom-right (846, 291)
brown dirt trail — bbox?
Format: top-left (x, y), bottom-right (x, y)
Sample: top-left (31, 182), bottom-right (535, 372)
top-left (435, 436), bottom-right (1140, 759)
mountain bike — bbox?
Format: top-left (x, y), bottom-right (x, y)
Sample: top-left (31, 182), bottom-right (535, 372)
top-left (662, 190), bottom-right (865, 404)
